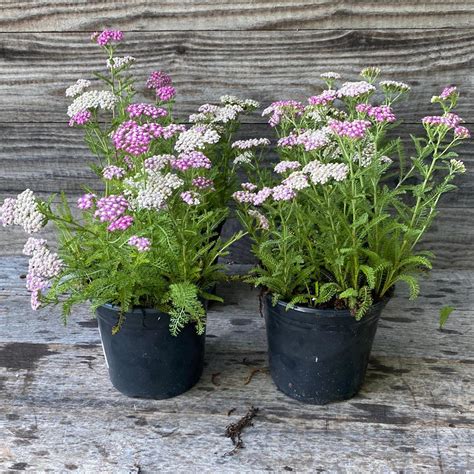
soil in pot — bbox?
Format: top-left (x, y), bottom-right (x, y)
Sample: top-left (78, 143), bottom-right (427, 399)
top-left (264, 294), bottom-right (388, 405)
top-left (96, 305), bottom-right (205, 399)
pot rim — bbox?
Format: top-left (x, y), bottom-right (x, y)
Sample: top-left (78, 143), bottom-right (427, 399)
top-left (265, 293), bottom-right (390, 319)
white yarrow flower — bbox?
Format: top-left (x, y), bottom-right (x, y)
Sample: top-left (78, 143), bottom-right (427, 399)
top-left (67, 90), bottom-right (118, 117)
top-left (65, 79), bottom-right (91, 98)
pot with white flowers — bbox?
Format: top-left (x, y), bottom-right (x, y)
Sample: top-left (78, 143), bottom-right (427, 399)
top-left (234, 68), bottom-right (469, 404)
top-left (0, 30), bottom-right (257, 399)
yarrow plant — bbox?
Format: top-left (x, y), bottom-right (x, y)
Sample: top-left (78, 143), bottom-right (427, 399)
top-left (0, 31), bottom-right (257, 335)
top-left (234, 68), bottom-right (469, 320)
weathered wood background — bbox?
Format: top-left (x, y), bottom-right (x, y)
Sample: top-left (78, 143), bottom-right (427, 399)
top-left (1, 2), bottom-right (474, 473)
top-left (0, 1), bottom-right (473, 266)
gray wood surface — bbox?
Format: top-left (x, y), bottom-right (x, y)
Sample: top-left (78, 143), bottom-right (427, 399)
top-left (1, 257), bottom-right (473, 472)
top-left (1, 1), bottom-right (473, 31)
top-left (1, 30), bottom-right (474, 124)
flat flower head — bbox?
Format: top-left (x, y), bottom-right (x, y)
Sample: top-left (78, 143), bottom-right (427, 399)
top-left (171, 151), bottom-right (212, 171)
top-left (107, 215), bottom-right (134, 232)
top-left (103, 166), bottom-right (126, 180)
top-left (329, 119), bottom-right (371, 139)
top-left (65, 79), bottom-right (91, 98)
top-left (144, 155), bottom-right (173, 172)
top-left (248, 209), bottom-right (270, 230)
top-left (181, 191), bottom-right (201, 206)
top-left (0, 197), bottom-right (16, 226)
top-left (192, 176), bottom-right (214, 190)
top-left (156, 86), bottom-right (176, 102)
top-left (272, 185), bottom-right (296, 201)
top-left (440, 86), bottom-right (457, 100)
top-left (262, 100), bottom-right (304, 127)
top-left (146, 71), bottom-right (173, 90)
top-left (95, 30), bottom-right (124, 46)
top-left (68, 110), bottom-right (91, 127)
top-left (274, 161), bottom-right (301, 174)
top-left (307, 89), bottom-right (337, 106)
top-left (337, 81), bottom-right (375, 99)
top-left (94, 195), bottom-right (129, 222)
top-left (128, 236), bottom-right (151, 252)
top-left (77, 193), bottom-right (96, 210)
top-left (379, 80), bottom-right (411, 94)
top-left (127, 103), bottom-right (168, 119)
top-left (454, 125), bottom-right (470, 139)
top-left (13, 189), bottom-right (45, 234)
top-left (450, 159), bottom-right (466, 174)
top-left (232, 138), bottom-right (270, 150)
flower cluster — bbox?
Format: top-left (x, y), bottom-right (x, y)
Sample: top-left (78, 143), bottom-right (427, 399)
top-left (192, 176), bottom-right (214, 189)
top-left (146, 71), bottom-right (176, 101)
top-left (262, 100), bottom-right (305, 127)
top-left (171, 151), bottom-right (212, 171)
top-left (379, 80), bottom-right (411, 93)
top-left (77, 193), bottom-right (96, 210)
top-left (106, 56), bottom-right (135, 70)
top-left (174, 125), bottom-right (220, 153)
top-left (274, 161), bottom-right (301, 174)
top-left (232, 138), bottom-right (270, 150)
top-left (107, 215), bottom-right (133, 232)
top-left (181, 191), bottom-right (201, 206)
top-left (308, 90), bottom-right (337, 106)
top-left (103, 165), bottom-right (126, 180)
top-left (128, 235), bottom-right (151, 252)
top-left (220, 95), bottom-right (260, 109)
top-left (125, 171), bottom-right (183, 210)
top-left (23, 238), bottom-right (63, 310)
top-left (329, 119), bottom-right (372, 139)
top-left (68, 110), bottom-right (92, 127)
top-left (278, 128), bottom-right (331, 151)
top-left (144, 155), bottom-right (173, 171)
top-left (337, 81), bottom-right (375, 98)
top-left (303, 161), bottom-right (349, 184)
top-left (422, 113), bottom-right (470, 138)
top-left (356, 104), bottom-right (396, 123)
top-left (94, 195), bottom-right (129, 222)
top-left (127, 103), bottom-right (168, 119)
top-left (67, 90), bottom-right (117, 117)
top-left (112, 120), bottom-right (164, 155)
top-left (92, 30), bottom-right (124, 46)
top-left (65, 79), bottom-right (91, 98)
top-left (0, 189), bottom-right (44, 233)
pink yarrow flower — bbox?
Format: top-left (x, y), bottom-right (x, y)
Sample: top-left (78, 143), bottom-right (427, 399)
top-left (127, 103), bottom-right (168, 119)
top-left (192, 177), bottom-right (214, 189)
top-left (171, 152), bottom-right (212, 171)
top-left (356, 103), bottom-right (396, 123)
top-left (146, 71), bottom-right (173, 90)
top-left (128, 236), bottom-right (151, 252)
top-left (337, 81), bottom-right (375, 99)
top-left (112, 121), bottom-right (164, 156)
top-left (181, 191), bottom-right (201, 206)
top-left (329, 119), bottom-right (371, 139)
top-left (253, 187), bottom-right (273, 206)
top-left (440, 86), bottom-right (457, 100)
top-left (94, 195), bottom-right (129, 222)
top-left (68, 110), bottom-right (91, 127)
top-left (272, 185), bottom-right (296, 201)
top-left (107, 215), bottom-right (134, 232)
top-left (308, 89), bottom-right (337, 106)
top-left (274, 161), bottom-right (301, 174)
top-left (77, 193), bottom-right (96, 210)
top-left (232, 190), bottom-right (256, 204)
top-left (103, 166), bottom-right (126, 180)
top-left (454, 126), bottom-right (471, 139)
top-left (156, 86), bottom-right (176, 102)
top-left (262, 100), bottom-right (304, 127)
top-left (93, 30), bottom-right (124, 46)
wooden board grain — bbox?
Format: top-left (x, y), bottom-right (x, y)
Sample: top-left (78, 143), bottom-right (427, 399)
top-left (1, 30), bottom-right (474, 124)
top-left (1, 259), bottom-right (473, 472)
top-left (1, 1), bottom-right (474, 31)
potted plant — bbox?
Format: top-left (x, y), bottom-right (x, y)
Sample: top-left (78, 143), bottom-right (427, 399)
top-left (233, 68), bottom-right (469, 404)
top-left (0, 30), bottom-right (255, 399)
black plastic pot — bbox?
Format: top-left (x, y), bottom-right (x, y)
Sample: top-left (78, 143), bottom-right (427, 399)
top-left (96, 305), bottom-right (205, 399)
top-left (264, 295), bottom-right (388, 404)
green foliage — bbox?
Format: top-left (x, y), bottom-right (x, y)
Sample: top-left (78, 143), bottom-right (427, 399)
top-left (235, 72), bottom-right (466, 321)
top-left (439, 306), bottom-right (454, 329)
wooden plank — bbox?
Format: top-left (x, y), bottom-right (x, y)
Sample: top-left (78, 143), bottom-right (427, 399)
top-left (0, 123), bottom-right (472, 208)
top-left (0, 267), bottom-right (473, 471)
top-left (1, 1), bottom-right (474, 31)
top-left (1, 257), bottom-right (473, 361)
top-left (1, 30), bottom-right (474, 124)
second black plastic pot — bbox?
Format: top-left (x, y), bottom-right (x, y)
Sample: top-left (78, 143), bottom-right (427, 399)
top-left (264, 295), bottom-right (388, 404)
top-left (96, 305), bottom-right (205, 399)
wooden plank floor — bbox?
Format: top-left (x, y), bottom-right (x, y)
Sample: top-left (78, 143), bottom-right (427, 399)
top-left (1, 256), bottom-right (473, 472)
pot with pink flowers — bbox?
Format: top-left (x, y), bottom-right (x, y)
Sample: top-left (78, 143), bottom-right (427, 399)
top-left (0, 30), bottom-right (258, 399)
top-left (234, 68), bottom-right (469, 404)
